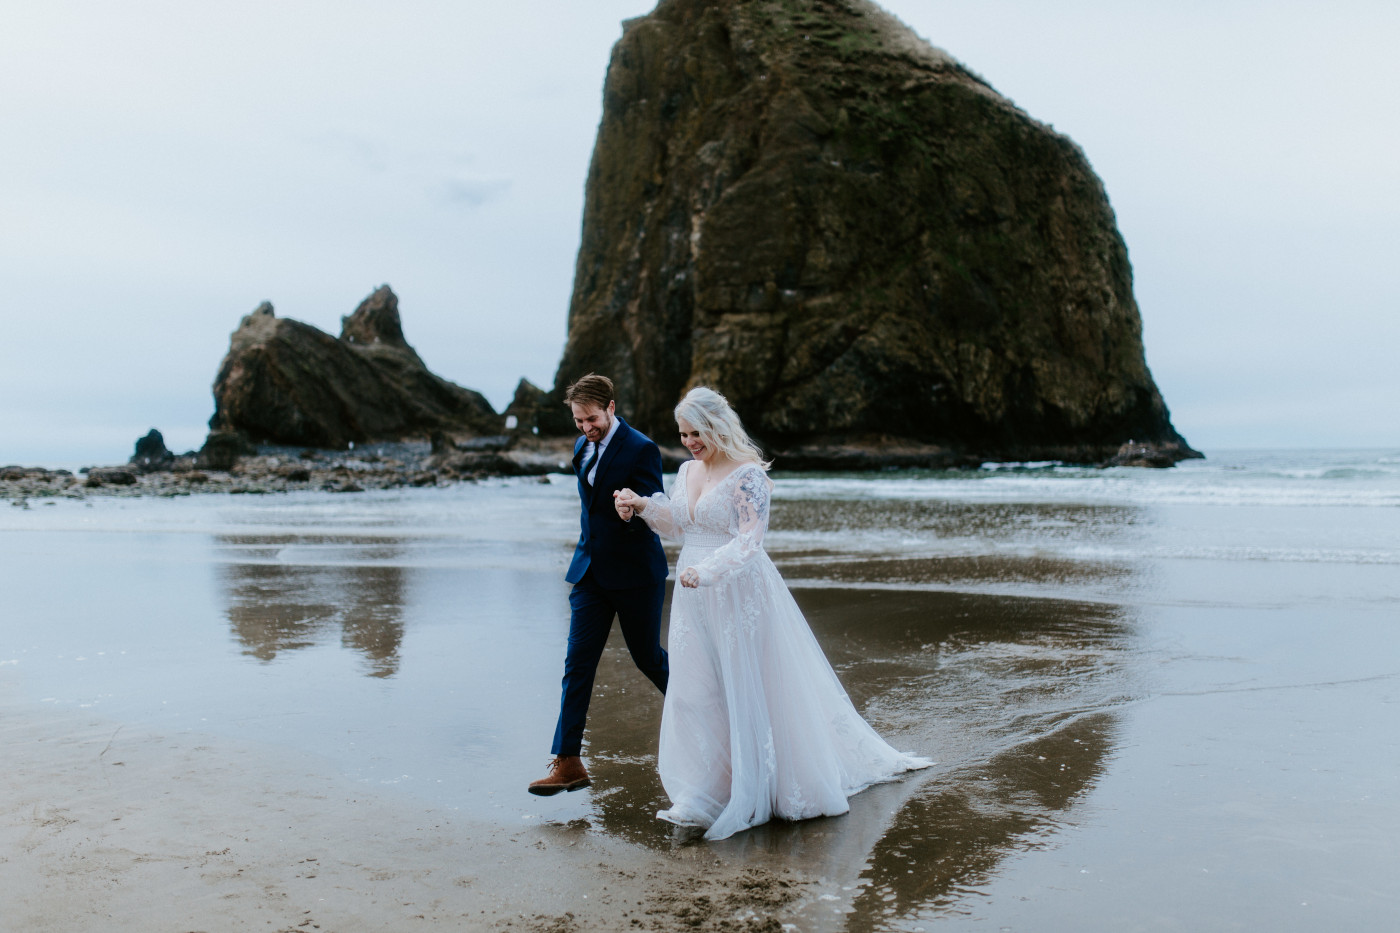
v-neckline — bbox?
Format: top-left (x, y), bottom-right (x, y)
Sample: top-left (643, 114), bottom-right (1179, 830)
top-left (686, 460), bottom-right (743, 524)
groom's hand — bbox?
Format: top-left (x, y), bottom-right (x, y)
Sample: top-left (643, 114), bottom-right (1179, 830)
top-left (613, 488), bottom-right (636, 521)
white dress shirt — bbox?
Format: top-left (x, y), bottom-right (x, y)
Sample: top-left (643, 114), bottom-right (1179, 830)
top-left (583, 416), bottom-right (622, 486)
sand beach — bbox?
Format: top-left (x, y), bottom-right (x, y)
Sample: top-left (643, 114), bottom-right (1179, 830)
top-left (4, 450), bottom-right (1398, 931)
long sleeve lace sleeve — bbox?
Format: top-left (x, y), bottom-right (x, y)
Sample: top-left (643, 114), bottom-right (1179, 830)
top-left (638, 463), bottom-right (684, 541)
top-left (692, 466), bottom-right (771, 586)
top-left (639, 488), bottom-right (682, 541)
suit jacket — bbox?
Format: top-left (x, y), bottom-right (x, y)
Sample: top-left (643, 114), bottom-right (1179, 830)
top-left (565, 417), bottom-right (669, 588)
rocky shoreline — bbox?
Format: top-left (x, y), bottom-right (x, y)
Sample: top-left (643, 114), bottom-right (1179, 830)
top-left (3, 431), bottom-right (1196, 505)
top-left (1, 435), bottom-right (578, 505)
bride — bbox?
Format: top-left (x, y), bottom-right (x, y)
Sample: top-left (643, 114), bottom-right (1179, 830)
top-left (614, 387), bottom-right (930, 840)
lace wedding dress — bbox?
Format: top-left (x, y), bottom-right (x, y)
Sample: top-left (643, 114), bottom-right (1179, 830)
top-left (640, 460), bottom-right (931, 840)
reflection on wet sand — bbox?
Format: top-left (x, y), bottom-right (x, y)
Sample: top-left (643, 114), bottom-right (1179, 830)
top-left (576, 579), bottom-right (1135, 928)
top-left (751, 498), bottom-right (1145, 600)
top-left (771, 498), bottom-right (1144, 549)
top-left (218, 494), bottom-right (1144, 927)
top-left (845, 714), bottom-right (1118, 930)
top-left (216, 534), bottom-right (408, 678)
top-left (779, 553), bottom-right (1134, 592)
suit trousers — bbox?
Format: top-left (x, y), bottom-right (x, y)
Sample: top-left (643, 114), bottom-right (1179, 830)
top-left (551, 570), bottom-right (669, 756)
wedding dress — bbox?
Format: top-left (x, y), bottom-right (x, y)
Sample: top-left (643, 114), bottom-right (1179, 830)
top-left (639, 460), bottom-right (931, 840)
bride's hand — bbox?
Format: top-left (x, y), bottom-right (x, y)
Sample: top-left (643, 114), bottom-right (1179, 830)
top-left (614, 487), bottom-right (644, 520)
top-left (679, 567), bottom-right (700, 588)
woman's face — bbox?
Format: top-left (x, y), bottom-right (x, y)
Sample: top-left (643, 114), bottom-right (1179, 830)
top-left (677, 418), bottom-right (711, 462)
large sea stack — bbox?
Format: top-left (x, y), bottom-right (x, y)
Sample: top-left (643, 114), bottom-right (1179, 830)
top-left (207, 285), bottom-right (501, 449)
top-left (552, 0), bottom-right (1195, 464)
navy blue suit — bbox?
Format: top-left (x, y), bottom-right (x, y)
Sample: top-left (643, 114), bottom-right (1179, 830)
top-left (552, 417), bottom-right (670, 757)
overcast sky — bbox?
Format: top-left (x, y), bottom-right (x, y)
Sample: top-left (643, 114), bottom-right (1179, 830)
top-left (3, 1), bottom-right (1397, 466)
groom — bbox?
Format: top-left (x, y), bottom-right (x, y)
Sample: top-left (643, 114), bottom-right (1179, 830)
top-left (528, 374), bottom-right (670, 795)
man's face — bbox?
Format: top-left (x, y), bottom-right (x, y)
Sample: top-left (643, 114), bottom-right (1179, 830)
top-left (571, 400), bottom-right (615, 444)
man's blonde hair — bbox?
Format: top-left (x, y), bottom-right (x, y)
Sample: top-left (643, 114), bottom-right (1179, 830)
top-left (563, 373), bottom-right (614, 411)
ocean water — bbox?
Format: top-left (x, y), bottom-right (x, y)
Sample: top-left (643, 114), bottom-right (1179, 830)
top-left (772, 447), bottom-right (1400, 562)
top-left (8, 448), bottom-right (1398, 572)
top-left (3, 448), bottom-right (1398, 931)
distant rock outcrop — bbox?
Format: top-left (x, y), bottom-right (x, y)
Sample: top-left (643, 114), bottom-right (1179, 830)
top-left (551, 0), bottom-right (1197, 465)
top-left (129, 429), bottom-right (176, 472)
top-left (197, 430), bottom-right (251, 471)
top-left (502, 378), bottom-right (577, 437)
top-left (207, 286), bottom-right (502, 450)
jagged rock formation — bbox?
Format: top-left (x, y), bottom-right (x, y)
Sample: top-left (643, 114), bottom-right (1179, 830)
top-left (551, 0), bottom-right (1196, 464)
top-left (502, 378), bottom-right (550, 435)
top-left (502, 378), bottom-right (578, 437)
top-left (129, 429), bottom-right (176, 472)
top-left (207, 286), bottom-right (501, 449)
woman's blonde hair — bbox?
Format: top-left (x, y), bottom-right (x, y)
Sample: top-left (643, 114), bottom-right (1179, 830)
top-left (674, 387), bottom-right (771, 470)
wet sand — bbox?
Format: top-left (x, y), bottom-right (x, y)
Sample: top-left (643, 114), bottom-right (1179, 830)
top-left (3, 580), bottom-right (1127, 932)
top-left (3, 478), bottom-right (1398, 930)
top-left (4, 701), bottom-right (819, 932)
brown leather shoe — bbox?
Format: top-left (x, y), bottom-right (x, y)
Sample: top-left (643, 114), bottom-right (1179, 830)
top-left (527, 755), bottom-right (591, 796)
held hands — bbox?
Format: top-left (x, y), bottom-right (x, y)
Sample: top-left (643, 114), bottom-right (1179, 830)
top-left (612, 488), bottom-right (697, 586)
top-left (613, 487), bottom-right (645, 521)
